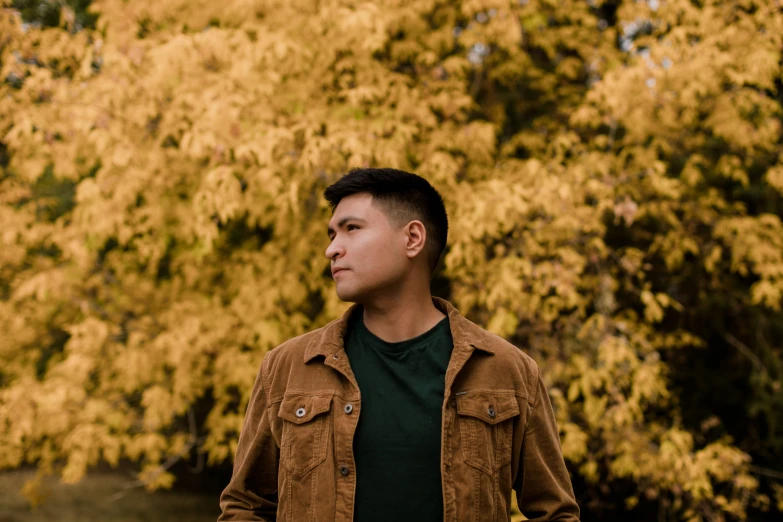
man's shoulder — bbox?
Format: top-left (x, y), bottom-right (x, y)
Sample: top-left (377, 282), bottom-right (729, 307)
top-left (464, 319), bottom-right (538, 366)
top-left (261, 317), bottom-right (339, 369)
top-left (257, 316), bottom-right (348, 400)
top-left (265, 323), bottom-right (328, 356)
top-left (461, 317), bottom-right (541, 398)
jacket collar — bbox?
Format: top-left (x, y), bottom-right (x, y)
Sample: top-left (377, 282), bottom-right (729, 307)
top-left (304, 296), bottom-right (494, 363)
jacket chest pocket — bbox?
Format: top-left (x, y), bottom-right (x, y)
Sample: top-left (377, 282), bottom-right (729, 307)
top-left (278, 393), bottom-right (333, 478)
top-left (456, 390), bottom-right (520, 475)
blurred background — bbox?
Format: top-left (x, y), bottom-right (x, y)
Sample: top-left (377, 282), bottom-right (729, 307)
top-left (1, 0), bottom-right (782, 520)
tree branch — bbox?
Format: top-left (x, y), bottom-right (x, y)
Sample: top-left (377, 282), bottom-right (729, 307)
top-left (724, 333), bottom-right (768, 375)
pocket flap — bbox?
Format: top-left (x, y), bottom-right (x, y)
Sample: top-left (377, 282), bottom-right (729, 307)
top-left (456, 391), bottom-right (519, 425)
top-left (278, 394), bottom-right (333, 424)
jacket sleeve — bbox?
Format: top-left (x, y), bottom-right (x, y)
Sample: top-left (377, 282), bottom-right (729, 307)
top-left (218, 354), bottom-right (279, 521)
top-left (513, 369), bottom-right (580, 521)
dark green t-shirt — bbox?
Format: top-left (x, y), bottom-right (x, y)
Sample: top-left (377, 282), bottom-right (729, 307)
top-left (344, 306), bottom-right (453, 522)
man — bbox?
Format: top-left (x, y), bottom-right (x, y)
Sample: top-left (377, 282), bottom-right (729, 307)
top-left (218, 168), bottom-right (580, 521)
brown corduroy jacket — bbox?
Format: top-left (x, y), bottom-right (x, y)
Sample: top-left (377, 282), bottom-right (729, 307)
top-left (218, 296), bottom-right (580, 521)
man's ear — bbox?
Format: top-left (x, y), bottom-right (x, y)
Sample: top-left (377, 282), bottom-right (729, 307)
top-left (404, 220), bottom-right (427, 259)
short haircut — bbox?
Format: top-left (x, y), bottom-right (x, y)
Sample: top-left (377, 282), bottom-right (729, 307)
top-left (323, 168), bottom-right (449, 274)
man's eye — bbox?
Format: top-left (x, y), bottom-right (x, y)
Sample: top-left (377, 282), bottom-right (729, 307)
top-left (347, 225), bottom-right (359, 231)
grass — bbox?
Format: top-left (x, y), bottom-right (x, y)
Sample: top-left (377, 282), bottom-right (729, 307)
top-left (0, 469), bottom-right (220, 522)
top-left (0, 468), bottom-right (528, 521)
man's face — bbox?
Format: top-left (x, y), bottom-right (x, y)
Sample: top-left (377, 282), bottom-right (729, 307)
top-left (325, 193), bottom-right (408, 303)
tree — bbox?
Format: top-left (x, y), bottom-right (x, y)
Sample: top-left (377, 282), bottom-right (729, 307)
top-left (1, 0), bottom-right (781, 519)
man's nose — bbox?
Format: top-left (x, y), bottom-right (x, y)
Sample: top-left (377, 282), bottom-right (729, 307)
top-left (325, 240), bottom-right (340, 259)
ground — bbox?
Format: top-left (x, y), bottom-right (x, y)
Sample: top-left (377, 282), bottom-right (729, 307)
top-left (0, 468), bottom-right (527, 521)
top-left (0, 469), bottom-right (220, 522)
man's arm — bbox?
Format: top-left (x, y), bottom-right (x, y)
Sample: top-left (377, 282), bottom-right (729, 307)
top-left (218, 355), bottom-right (279, 521)
top-left (513, 369), bottom-right (580, 521)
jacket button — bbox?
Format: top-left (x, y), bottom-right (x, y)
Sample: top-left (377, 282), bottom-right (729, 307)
top-left (487, 406), bottom-right (495, 418)
top-left (344, 403), bottom-right (353, 414)
top-left (295, 407), bottom-right (306, 418)
top-left (339, 465), bottom-right (350, 476)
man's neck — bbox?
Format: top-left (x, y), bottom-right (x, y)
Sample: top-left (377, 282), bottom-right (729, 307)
top-left (360, 296), bottom-right (447, 343)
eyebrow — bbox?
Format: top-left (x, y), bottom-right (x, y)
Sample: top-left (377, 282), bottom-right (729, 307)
top-left (327, 216), bottom-right (367, 238)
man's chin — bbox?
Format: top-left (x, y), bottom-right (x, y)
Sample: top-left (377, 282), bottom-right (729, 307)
top-left (337, 284), bottom-right (373, 304)
top-left (335, 286), bottom-right (358, 302)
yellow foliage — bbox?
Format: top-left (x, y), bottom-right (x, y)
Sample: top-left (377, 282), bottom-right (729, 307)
top-left (0, 0), bottom-right (782, 519)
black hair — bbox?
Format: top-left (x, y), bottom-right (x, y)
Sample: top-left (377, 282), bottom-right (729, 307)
top-left (323, 168), bottom-right (449, 274)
